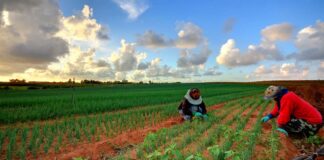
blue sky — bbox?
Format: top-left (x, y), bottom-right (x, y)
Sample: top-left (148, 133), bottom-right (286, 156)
top-left (1, 0), bottom-right (324, 82)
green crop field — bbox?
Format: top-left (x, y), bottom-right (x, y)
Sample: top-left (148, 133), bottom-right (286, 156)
top-left (0, 83), bottom-right (311, 160)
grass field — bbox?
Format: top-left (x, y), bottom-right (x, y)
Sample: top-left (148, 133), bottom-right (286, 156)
top-left (0, 83), bottom-right (322, 160)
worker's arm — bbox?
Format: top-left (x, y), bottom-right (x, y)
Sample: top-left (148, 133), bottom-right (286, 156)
top-left (200, 101), bottom-right (207, 114)
top-left (181, 99), bottom-right (193, 116)
top-left (277, 99), bottom-right (293, 128)
top-left (261, 104), bottom-right (279, 123)
top-left (269, 103), bottom-right (279, 118)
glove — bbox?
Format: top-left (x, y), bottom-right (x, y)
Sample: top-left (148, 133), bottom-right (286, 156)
top-left (193, 112), bottom-right (203, 117)
top-left (202, 114), bottom-right (208, 120)
top-left (261, 116), bottom-right (270, 123)
top-left (276, 128), bottom-right (288, 136)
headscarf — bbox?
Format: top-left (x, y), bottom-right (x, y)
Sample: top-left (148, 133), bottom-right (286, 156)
top-left (184, 89), bottom-right (202, 105)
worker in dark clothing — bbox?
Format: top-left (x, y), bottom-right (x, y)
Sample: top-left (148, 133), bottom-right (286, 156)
top-left (178, 88), bottom-right (208, 121)
top-left (261, 85), bottom-right (323, 138)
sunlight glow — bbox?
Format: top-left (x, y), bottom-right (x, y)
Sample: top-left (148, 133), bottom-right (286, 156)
top-left (2, 10), bottom-right (10, 26)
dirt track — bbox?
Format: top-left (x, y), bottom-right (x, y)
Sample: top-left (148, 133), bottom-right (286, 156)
top-left (287, 84), bottom-right (324, 115)
top-left (38, 117), bottom-right (183, 160)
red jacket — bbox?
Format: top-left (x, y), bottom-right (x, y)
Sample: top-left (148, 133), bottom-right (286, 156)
top-left (270, 92), bottom-right (322, 127)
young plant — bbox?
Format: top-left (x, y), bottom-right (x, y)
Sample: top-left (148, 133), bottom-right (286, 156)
top-left (0, 130), bottom-right (4, 153)
top-left (7, 129), bottom-right (17, 160)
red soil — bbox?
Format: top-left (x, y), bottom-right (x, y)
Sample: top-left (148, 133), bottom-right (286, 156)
top-left (243, 106), bottom-right (264, 131)
top-left (277, 134), bottom-right (300, 160)
top-left (318, 128), bottom-right (324, 137)
top-left (35, 104), bottom-right (224, 160)
top-left (37, 117), bottom-right (183, 160)
top-left (209, 103), bottom-right (224, 110)
top-left (286, 84), bottom-right (324, 116)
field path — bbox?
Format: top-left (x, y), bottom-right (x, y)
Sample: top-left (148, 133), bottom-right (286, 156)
top-left (39, 103), bottom-right (224, 160)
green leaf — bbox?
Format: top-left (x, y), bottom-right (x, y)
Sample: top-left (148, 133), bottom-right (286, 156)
top-left (185, 155), bottom-right (194, 160)
top-left (147, 150), bottom-right (162, 158)
top-left (73, 157), bottom-right (88, 160)
top-left (224, 150), bottom-right (235, 159)
top-left (172, 150), bottom-right (183, 158)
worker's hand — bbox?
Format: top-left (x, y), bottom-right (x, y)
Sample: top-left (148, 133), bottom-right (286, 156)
top-left (261, 116), bottom-right (270, 123)
top-left (276, 128), bottom-right (288, 136)
top-left (202, 114), bottom-right (208, 120)
top-left (193, 112), bottom-right (203, 117)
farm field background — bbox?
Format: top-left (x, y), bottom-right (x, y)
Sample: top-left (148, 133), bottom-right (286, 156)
top-left (0, 83), bottom-right (323, 160)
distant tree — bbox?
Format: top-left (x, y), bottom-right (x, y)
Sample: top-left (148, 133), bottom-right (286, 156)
top-left (80, 79), bottom-right (102, 84)
top-left (121, 79), bottom-right (128, 84)
top-left (113, 80), bottom-right (121, 84)
top-left (9, 79), bottom-right (26, 84)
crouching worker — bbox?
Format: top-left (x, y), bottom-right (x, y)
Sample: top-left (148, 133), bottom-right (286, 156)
top-left (178, 88), bottom-right (208, 121)
top-left (261, 85), bottom-right (323, 138)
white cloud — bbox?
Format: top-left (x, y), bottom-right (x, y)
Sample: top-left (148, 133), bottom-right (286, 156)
top-left (0, 3), bottom-right (112, 81)
top-left (134, 58), bottom-right (195, 79)
top-left (0, 2), bottom-right (109, 78)
top-left (216, 39), bottom-right (282, 67)
top-left (254, 65), bottom-right (272, 74)
top-left (115, 72), bottom-right (127, 80)
top-left (136, 22), bottom-right (212, 73)
top-left (11, 46), bottom-right (114, 81)
top-left (137, 22), bottom-right (205, 50)
top-left (113, 0), bottom-right (149, 20)
top-left (137, 62), bottom-right (150, 70)
top-left (294, 20), bottom-right (324, 60)
top-left (216, 23), bottom-right (294, 67)
top-left (82, 5), bottom-right (93, 18)
top-left (321, 61), bottom-right (324, 68)
top-left (146, 65), bottom-right (173, 78)
top-left (131, 70), bottom-right (145, 81)
top-left (177, 45), bottom-right (212, 68)
top-left (175, 22), bottom-right (204, 49)
top-left (261, 23), bottom-right (293, 42)
top-left (203, 66), bottom-right (222, 76)
top-left (109, 39), bottom-right (146, 72)
top-left (1, 10), bottom-right (10, 26)
top-left (59, 47), bottom-right (113, 78)
top-left (317, 61), bottom-right (324, 78)
top-left (216, 39), bottom-right (240, 66)
top-left (141, 58), bottom-right (215, 79)
top-left (57, 5), bottom-right (109, 42)
top-left (247, 63), bottom-right (309, 80)
top-left (136, 30), bottom-right (172, 49)
top-left (0, 0), bottom-right (68, 74)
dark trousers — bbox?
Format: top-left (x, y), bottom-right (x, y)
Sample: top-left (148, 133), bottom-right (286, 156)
top-left (282, 118), bottom-right (323, 138)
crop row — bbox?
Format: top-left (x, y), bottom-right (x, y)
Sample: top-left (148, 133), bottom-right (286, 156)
top-left (113, 97), bottom-right (278, 160)
top-left (114, 96), bottom-right (260, 159)
top-left (0, 89), bottom-right (263, 160)
top-left (0, 84), bottom-right (265, 124)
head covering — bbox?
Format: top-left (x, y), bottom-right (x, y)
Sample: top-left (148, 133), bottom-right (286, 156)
top-left (184, 88), bottom-right (202, 105)
top-left (264, 85), bottom-right (284, 100)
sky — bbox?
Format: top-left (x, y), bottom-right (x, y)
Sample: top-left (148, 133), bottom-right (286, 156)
top-left (1, 0), bottom-right (324, 82)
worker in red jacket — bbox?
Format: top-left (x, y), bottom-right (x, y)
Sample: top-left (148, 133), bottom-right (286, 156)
top-left (261, 85), bottom-right (323, 137)
top-left (178, 88), bottom-right (208, 121)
